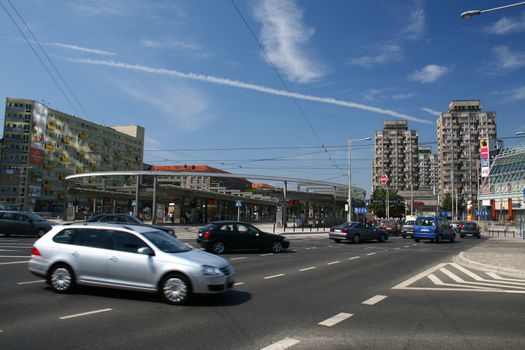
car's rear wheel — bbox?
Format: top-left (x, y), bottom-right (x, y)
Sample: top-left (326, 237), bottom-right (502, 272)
top-left (333, 239), bottom-right (341, 243)
top-left (49, 264), bottom-right (75, 293)
top-left (160, 273), bottom-right (191, 305)
top-left (450, 233), bottom-right (456, 243)
top-left (212, 241), bottom-right (226, 254)
top-left (435, 235), bottom-right (441, 243)
top-left (36, 228), bottom-right (47, 238)
top-left (352, 234), bottom-right (360, 244)
top-left (378, 233), bottom-right (386, 243)
top-left (402, 234), bottom-right (406, 239)
top-left (270, 241), bottom-right (283, 253)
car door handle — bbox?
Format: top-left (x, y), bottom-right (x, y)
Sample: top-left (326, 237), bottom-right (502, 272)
top-left (109, 256), bottom-right (118, 262)
top-left (71, 251), bottom-right (79, 257)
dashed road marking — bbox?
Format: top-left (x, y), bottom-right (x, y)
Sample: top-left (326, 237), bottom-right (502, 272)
top-left (17, 280), bottom-right (45, 285)
top-left (403, 245), bottom-right (410, 248)
top-left (264, 274), bottom-right (285, 280)
top-left (0, 261), bottom-right (29, 265)
top-left (59, 308), bottom-right (113, 320)
top-left (318, 312), bottom-right (353, 327)
top-left (260, 338), bottom-right (300, 350)
top-left (327, 261), bottom-right (340, 265)
top-left (234, 282), bottom-right (245, 286)
top-left (230, 257), bottom-right (247, 261)
top-left (260, 253), bottom-right (274, 257)
top-left (349, 256), bottom-right (360, 260)
top-left (299, 267), bottom-right (316, 272)
top-left (362, 295), bottom-right (388, 305)
top-left (366, 253), bottom-right (376, 256)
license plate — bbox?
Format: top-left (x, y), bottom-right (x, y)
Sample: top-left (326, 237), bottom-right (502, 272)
top-left (335, 229), bottom-right (341, 233)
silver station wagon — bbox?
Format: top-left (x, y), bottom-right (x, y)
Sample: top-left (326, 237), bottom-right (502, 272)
top-left (28, 223), bottom-right (235, 305)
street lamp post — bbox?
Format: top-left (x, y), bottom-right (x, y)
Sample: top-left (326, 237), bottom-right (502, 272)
top-left (460, 1), bottom-right (525, 19)
top-left (348, 136), bottom-right (371, 222)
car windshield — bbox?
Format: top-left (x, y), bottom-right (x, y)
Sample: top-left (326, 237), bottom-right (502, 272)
top-left (416, 218), bottom-right (436, 226)
top-left (26, 212), bottom-right (46, 221)
top-left (404, 221), bottom-right (415, 225)
top-left (142, 231), bottom-right (191, 253)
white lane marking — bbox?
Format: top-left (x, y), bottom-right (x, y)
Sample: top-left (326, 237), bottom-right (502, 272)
top-left (59, 308), bottom-right (113, 320)
top-left (486, 272), bottom-right (525, 283)
top-left (0, 249), bottom-right (18, 252)
top-left (394, 247), bottom-right (401, 250)
top-left (260, 253), bottom-right (274, 257)
top-left (0, 261), bottom-right (29, 265)
top-left (392, 263), bottom-right (447, 289)
top-left (349, 256), bottom-right (360, 260)
top-left (440, 267), bottom-right (525, 289)
top-left (260, 337), bottom-right (300, 350)
top-left (412, 243), bottom-right (418, 246)
top-left (366, 253), bottom-right (376, 256)
top-left (264, 274), bottom-right (285, 280)
top-left (17, 280), bottom-right (45, 285)
top-left (362, 295), bottom-right (388, 305)
top-left (318, 312), bottom-right (353, 327)
top-left (299, 267), bottom-right (316, 272)
top-left (230, 257), bottom-right (247, 261)
top-left (327, 261), bottom-right (340, 265)
top-left (428, 273), bottom-right (501, 291)
top-left (0, 255), bottom-right (31, 258)
top-left (234, 282), bottom-right (245, 286)
top-left (403, 245), bottom-right (410, 248)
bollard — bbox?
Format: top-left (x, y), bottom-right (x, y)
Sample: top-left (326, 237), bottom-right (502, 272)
top-left (273, 224), bottom-right (275, 233)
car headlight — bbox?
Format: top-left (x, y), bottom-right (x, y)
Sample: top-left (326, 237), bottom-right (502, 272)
top-left (202, 265), bottom-right (223, 276)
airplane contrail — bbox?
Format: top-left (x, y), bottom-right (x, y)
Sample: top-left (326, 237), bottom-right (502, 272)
top-left (66, 57), bottom-right (432, 124)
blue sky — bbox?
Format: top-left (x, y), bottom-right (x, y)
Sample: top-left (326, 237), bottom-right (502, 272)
top-left (1, 0), bottom-right (525, 194)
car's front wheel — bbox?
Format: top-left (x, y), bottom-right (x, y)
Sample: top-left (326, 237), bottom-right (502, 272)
top-left (212, 241), bottom-right (226, 254)
top-left (414, 238), bottom-right (420, 243)
top-left (333, 239), bottom-right (341, 243)
top-left (450, 233), bottom-right (456, 243)
top-left (49, 264), bottom-right (75, 293)
top-left (160, 273), bottom-right (191, 305)
top-left (352, 234), bottom-right (360, 244)
top-left (270, 241), bottom-right (283, 253)
top-left (378, 233), bottom-right (386, 243)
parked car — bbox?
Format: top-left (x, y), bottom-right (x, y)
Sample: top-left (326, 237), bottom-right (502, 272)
top-left (401, 220), bottom-right (416, 238)
top-left (329, 221), bottom-right (388, 243)
top-left (0, 210), bottom-right (57, 237)
top-left (28, 223), bottom-right (234, 305)
top-left (414, 216), bottom-right (456, 243)
top-left (86, 213), bottom-right (176, 237)
top-left (380, 220), bottom-right (401, 235)
top-left (196, 221), bottom-right (290, 254)
top-left (458, 221), bottom-right (481, 238)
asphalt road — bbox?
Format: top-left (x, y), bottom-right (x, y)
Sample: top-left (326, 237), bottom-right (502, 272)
top-left (0, 234), bottom-right (524, 350)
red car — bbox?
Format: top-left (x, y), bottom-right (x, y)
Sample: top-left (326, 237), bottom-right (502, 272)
top-left (380, 220), bottom-right (401, 235)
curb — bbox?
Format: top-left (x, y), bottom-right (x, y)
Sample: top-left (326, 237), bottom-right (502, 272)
top-left (453, 252), bottom-right (525, 279)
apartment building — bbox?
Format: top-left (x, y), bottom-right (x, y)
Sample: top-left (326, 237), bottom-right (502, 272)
top-left (417, 146), bottom-right (438, 191)
top-left (373, 120), bottom-right (418, 191)
top-left (437, 100), bottom-right (497, 212)
top-left (0, 98), bottom-right (144, 212)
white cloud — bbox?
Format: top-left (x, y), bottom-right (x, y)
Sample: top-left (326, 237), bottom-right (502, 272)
top-left (403, 7), bottom-right (425, 40)
top-left (421, 107), bottom-right (441, 116)
top-left (65, 57), bottom-right (432, 124)
top-left (350, 44), bottom-right (403, 68)
top-left (117, 81), bottom-right (215, 131)
top-left (391, 92), bottom-right (416, 100)
top-left (139, 38), bottom-right (200, 51)
top-left (253, 0), bottom-right (324, 83)
top-left (362, 88), bottom-right (415, 101)
top-left (492, 46), bottom-right (525, 72)
top-left (485, 12), bottom-right (525, 34)
top-left (47, 42), bottom-right (116, 56)
top-left (493, 86), bottom-right (525, 102)
top-left (409, 64), bottom-right (449, 83)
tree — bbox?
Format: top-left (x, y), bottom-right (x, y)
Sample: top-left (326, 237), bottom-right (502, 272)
top-left (367, 187), bottom-right (406, 218)
top-left (442, 193), bottom-right (452, 211)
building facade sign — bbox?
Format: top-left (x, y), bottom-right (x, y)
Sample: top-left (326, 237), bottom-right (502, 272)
top-left (480, 137), bottom-right (490, 178)
top-left (29, 102), bottom-right (47, 165)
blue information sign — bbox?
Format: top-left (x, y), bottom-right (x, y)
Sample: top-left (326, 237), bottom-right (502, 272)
top-left (235, 200), bottom-right (243, 207)
top-left (354, 207), bottom-right (368, 214)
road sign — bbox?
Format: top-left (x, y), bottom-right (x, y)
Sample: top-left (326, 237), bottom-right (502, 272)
top-left (475, 210), bottom-right (489, 216)
top-left (380, 174), bottom-right (389, 185)
top-left (131, 200), bottom-right (136, 207)
top-left (354, 207), bottom-right (368, 214)
top-left (235, 200), bottom-right (242, 207)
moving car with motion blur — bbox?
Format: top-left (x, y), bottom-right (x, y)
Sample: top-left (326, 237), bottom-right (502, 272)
top-left (380, 219), bottom-right (401, 236)
top-left (329, 221), bottom-right (388, 243)
top-left (457, 221), bottom-right (481, 238)
top-left (86, 213), bottom-right (176, 237)
top-left (413, 216), bottom-right (456, 243)
top-left (197, 221), bottom-right (289, 254)
top-left (28, 223), bottom-right (234, 305)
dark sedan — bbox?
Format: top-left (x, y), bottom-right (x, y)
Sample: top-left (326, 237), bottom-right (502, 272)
top-left (329, 221), bottom-right (388, 243)
top-left (196, 221), bottom-right (290, 254)
top-left (458, 221), bottom-right (481, 238)
top-left (0, 210), bottom-right (56, 237)
top-left (86, 213), bottom-right (176, 237)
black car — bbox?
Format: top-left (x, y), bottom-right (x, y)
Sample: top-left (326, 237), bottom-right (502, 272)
top-left (0, 210), bottom-right (56, 237)
top-left (329, 221), bottom-right (388, 243)
top-left (86, 214), bottom-right (176, 237)
top-left (458, 221), bottom-right (481, 238)
top-left (196, 221), bottom-right (290, 254)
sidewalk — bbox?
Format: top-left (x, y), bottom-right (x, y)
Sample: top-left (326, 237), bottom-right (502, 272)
top-left (454, 236), bottom-right (525, 279)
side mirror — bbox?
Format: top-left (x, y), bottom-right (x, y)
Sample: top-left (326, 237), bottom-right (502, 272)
top-left (138, 247), bottom-right (155, 256)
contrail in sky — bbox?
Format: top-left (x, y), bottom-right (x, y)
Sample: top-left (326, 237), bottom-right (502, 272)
top-left (66, 58), bottom-right (432, 124)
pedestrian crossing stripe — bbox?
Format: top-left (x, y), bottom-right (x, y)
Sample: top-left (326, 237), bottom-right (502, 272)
top-left (392, 263), bottom-right (525, 293)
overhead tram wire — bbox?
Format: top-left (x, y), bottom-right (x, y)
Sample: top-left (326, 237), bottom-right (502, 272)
top-left (0, 1), bottom-right (80, 116)
top-left (228, 0), bottom-right (344, 173)
top-left (7, 0), bottom-right (90, 120)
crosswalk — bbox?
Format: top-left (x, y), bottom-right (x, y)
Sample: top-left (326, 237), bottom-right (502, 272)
top-left (0, 240), bottom-right (33, 265)
top-left (392, 263), bottom-right (525, 293)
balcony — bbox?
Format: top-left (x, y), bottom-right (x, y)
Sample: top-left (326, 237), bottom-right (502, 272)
top-left (45, 144), bottom-right (54, 150)
top-left (47, 124), bottom-right (55, 131)
top-left (62, 137), bottom-right (70, 144)
top-left (78, 133), bottom-right (87, 140)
